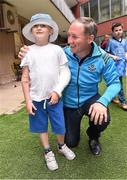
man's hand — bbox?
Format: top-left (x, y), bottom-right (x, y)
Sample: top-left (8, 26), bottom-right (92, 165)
top-left (88, 102), bottom-right (107, 125)
top-left (18, 45), bottom-right (29, 59)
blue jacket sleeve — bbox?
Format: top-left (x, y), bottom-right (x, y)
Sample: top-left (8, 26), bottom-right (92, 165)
top-left (97, 57), bottom-right (121, 107)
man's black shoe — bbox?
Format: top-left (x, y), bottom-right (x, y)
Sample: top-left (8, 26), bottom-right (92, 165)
top-left (89, 139), bottom-right (101, 155)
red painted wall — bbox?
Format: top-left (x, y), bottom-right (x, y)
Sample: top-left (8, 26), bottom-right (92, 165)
top-left (71, 0), bottom-right (90, 18)
top-left (97, 15), bottom-right (127, 36)
top-left (71, 4), bottom-right (80, 18)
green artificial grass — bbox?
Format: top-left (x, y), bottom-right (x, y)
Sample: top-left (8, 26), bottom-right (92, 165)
top-left (0, 81), bottom-right (127, 179)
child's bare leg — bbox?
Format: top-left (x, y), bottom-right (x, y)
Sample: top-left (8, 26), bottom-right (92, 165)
top-left (40, 132), bottom-right (51, 153)
top-left (40, 132), bottom-right (50, 148)
top-left (56, 134), bottom-right (65, 145)
top-left (56, 134), bottom-right (76, 160)
top-left (40, 133), bottom-right (58, 170)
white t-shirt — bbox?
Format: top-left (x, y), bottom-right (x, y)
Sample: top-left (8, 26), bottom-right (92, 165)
top-left (20, 43), bottom-right (69, 101)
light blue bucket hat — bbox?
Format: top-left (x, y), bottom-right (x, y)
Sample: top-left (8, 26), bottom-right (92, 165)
top-left (22, 13), bottom-right (59, 43)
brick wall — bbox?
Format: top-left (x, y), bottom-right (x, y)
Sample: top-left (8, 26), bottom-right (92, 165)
top-left (97, 15), bottom-right (127, 36)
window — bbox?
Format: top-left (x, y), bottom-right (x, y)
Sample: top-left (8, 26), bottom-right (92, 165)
top-left (80, 0), bottom-right (126, 24)
top-left (100, 0), bottom-right (110, 22)
top-left (90, 0), bottom-right (99, 23)
top-left (82, 2), bottom-right (89, 17)
top-left (124, 0), bottom-right (127, 14)
top-left (111, 0), bottom-right (122, 18)
top-left (124, 31), bottom-right (127, 39)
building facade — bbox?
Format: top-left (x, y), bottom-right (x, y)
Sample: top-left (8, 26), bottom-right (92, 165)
top-left (71, 0), bottom-right (127, 45)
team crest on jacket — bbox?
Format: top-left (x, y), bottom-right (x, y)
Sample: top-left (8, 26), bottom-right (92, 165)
top-left (88, 64), bottom-right (96, 71)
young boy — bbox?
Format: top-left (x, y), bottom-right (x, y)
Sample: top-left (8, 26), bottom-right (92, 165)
top-left (106, 22), bottom-right (127, 110)
top-left (20, 13), bottom-right (75, 171)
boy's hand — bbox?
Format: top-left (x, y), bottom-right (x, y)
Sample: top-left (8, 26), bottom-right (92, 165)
top-left (49, 92), bottom-right (59, 105)
top-left (111, 55), bottom-right (119, 61)
top-left (26, 101), bottom-right (37, 115)
top-left (18, 45), bottom-right (29, 59)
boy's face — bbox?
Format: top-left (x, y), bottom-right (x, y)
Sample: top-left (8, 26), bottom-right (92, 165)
top-left (112, 25), bottom-right (123, 39)
top-left (31, 24), bottom-right (53, 42)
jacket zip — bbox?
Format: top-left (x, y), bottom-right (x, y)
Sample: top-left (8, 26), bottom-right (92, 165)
top-left (77, 64), bottom-right (80, 108)
top-left (76, 54), bottom-right (90, 108)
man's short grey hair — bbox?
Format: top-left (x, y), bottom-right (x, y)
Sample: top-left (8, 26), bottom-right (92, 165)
top-left (72, 17), bottom-right (98, 38)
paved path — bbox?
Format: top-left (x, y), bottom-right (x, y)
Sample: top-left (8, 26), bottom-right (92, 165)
top-left (0, 81), bottom-right (25, 115)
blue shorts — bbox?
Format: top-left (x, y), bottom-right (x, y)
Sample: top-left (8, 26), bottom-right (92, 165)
top-left (29, 99), bottom-right (65, 135)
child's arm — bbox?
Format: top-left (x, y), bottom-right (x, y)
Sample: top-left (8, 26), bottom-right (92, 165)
top-left (53, 63), bottom-right (71, 95)
top-left (21, 67), bottom-right (36, 115)
top-left (49, 63), bottom-right (71, 105)
top-left (108, 53), bottom-right (119, 61)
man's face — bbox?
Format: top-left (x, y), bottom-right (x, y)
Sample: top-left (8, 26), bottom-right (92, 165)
top-left (112, 25), bottom-right (123, 39)
top-left (67, 22), bottom-right (94, 58)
